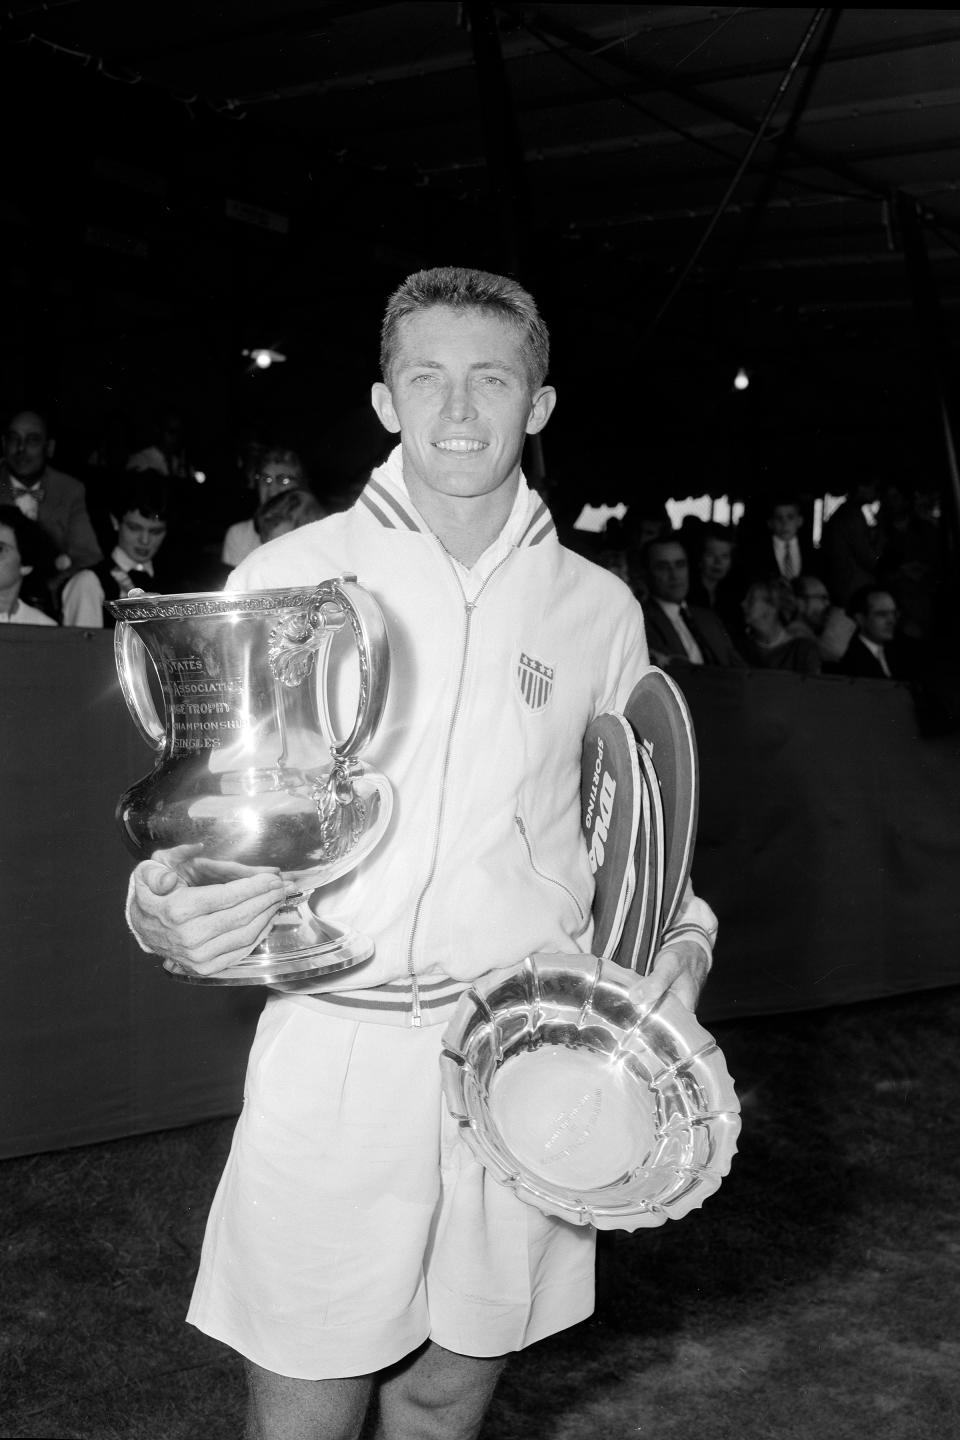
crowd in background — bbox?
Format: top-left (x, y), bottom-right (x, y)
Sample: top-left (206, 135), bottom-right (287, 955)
top-left (1, 401), bottom-right (956, 728)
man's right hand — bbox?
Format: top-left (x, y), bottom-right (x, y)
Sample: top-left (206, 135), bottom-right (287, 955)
top-left (128, 844), bottom-right (294, 977)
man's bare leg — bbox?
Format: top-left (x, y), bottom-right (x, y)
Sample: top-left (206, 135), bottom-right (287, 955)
top-left (373, 1340), bottom-right (507, 1440)
top-left (244, 1361), bottom-right (375, 1440)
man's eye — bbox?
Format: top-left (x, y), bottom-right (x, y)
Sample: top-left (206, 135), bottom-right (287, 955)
top-left (479, 375), bottom-right (505, 386)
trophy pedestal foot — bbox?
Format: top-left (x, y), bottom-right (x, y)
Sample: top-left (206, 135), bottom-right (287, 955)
top-left (162, 898), bottom-right (374, 989)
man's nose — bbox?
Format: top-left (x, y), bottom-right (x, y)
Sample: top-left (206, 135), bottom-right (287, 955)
top-left (441, 379), bottom-right (478, 422)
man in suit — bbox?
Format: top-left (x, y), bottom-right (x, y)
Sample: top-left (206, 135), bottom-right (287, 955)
top-left (0, 409), bottom-right (102, 576)
top-left (640, 536), bottom-right (746, 668)
top-left (837, 585), bottom-right (915, 680)
top-left (740, 495), bottom-right (814, 585)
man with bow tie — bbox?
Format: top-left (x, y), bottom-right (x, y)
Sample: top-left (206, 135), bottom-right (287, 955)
top-left (61, 471), bottom-right (169, 627)
top-left (0, 409), bottom-right (103, 577)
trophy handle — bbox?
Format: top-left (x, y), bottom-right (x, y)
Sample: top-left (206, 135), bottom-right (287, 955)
top-left (268, 575), bottom-right (390, 762)
top-left (318, 577), bottom-right (390, 761)
top-left (114, 621), bottom-right (165, 751)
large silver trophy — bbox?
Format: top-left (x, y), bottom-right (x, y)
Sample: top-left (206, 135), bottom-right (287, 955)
top-left (109, 577), bottom-right (392, 988)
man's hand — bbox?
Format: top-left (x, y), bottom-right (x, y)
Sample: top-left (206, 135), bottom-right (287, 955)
top-left (641, 937), bottom-right (711, 1013)
top-left (129, 844), bottom-right (294, 977)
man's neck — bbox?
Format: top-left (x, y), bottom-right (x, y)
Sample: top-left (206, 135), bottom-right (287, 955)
top-left (403, 471), bottom-right (520, 569)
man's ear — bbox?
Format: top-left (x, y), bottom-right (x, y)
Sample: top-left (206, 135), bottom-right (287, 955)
top-left (46, 437), bottom-right (56, 460)
top-left (371, 382), bottom-right (401, 434)
top-left (109, 513), bottom-right (120, 532)
top-left (20, 563), bottom-right (33, 577)
top-left (525, 385), bottom-right (557, 436)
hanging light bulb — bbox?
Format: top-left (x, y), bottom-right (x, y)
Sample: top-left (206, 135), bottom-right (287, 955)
top-left (242, 347), bottom-right (288, 371)
top-left (733, 367), bottom-right (750, 391)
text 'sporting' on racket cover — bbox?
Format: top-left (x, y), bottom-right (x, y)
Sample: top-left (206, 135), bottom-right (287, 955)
top-left (580, 713), bottom-right (642, 960)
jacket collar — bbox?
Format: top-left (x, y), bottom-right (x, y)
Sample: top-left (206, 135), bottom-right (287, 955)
top-left (356, 445), bottom-right (556, 551)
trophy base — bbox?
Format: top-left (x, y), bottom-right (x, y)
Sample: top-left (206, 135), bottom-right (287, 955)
top-left (162, 900), bottom-right (374, 989)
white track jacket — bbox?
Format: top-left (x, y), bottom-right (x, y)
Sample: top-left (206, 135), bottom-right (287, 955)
top-left (225, 447), bottom-right (716, 1025)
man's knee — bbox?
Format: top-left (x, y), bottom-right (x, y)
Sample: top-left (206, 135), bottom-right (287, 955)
top-left (244, 1359), bottom-right (374, 1440)
top-left (376, 1343), bottom-right (506, 1440)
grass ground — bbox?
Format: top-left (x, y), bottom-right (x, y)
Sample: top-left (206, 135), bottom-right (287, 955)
top-left (2, 986), bottom-right (959, 1439)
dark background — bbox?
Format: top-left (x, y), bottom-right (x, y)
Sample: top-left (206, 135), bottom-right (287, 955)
top-left (3, 3), bottom-right (959, 523)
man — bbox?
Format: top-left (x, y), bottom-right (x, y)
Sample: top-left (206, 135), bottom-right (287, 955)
top-left (0, 504), bottom-right (58, 625)
top-left (0, 409), bottom-right (103, 576)
top-left (787, 573), bottom-right (855, 665)
top-left (837, 585), bottom-right (914, 679)
top-left (126, 267), bottom-right (717, 1440)
top-left (60, 472), bottom-right (171, 628)
top-left (820, 479), bottom-right (883, 606)
top-left (640, 535), bottom-right (746, 668)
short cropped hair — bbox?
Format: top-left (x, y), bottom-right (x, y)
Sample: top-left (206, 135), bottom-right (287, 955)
top-left (110, 470), bottom-right (171, 524)
top-left (380, 266), bottom-right (550, 389)
top-left (638, 534), bottom-right (687, 571)
top-left (847, 583), bottom-right (894, 620)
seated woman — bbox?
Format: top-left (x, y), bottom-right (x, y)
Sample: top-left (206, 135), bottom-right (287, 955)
top-left (740, 579), bottom-right (821, 675)
top-left (0, 504), bottom-right (58, 625)
top-left (60, 471), bottom-right (170, 628)
top-left (687, 522), bottom-right (743, 636)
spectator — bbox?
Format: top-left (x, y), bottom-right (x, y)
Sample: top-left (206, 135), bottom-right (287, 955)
top-left (221, 446), bottom-right (310, 568)
top-left (687, 522), bottom-right (742, 634)
top-left (836, 585), bottom-right (916, 680)
top-left (640, 536), bottom-right (746, 668)
top-left (61, 472), bottom-right (171, 628)
top-left (0, 409), bottom-right (102, 577)
top-left (877, 480), bottom-right (943, 641)
top-left (740, 494), bottom-right (814, 584)
top-left (741, 579), bottom-right (821, 674)
top-left (0, 504), bottom-right (58, 625)
top-left (820, 479), bottom-right (884, 606)
top-left (623, 499), bottom-right (670, 602)
top-left (787, 573), bottom-right (856, 665)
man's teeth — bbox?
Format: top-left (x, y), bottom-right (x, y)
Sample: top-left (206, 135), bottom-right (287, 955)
top-left (434, 439), bottom-right (486, 452)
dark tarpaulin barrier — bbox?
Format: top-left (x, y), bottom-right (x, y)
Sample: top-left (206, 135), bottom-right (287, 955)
top-left (1, 628), bottom-right (958, 1158)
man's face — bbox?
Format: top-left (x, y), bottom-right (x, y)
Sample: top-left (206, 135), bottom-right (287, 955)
top-left (646, 542), bottom-right (690, 604)
top-left (0, 523), bottom-right (24, 593)
top-left (701, 538), bottom-right (733, 584)
top-left (4, 412), bottom-right (51, 484)
top-left (117, 509), bottom-right (167, 566)
top-left (859, 592), bottom-right (898, 645)
top-left (797, 579), bottom-right (830, 632)
top-left (769, 504), bottom-right (802, 541)
top-left (370, 306), bottom-right (555, 515)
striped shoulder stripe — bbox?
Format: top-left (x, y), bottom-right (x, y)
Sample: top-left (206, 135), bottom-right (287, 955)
top-left (519, 499), bottom-right (557, 547)
top-left (358, 478), bottom-right (424, 532)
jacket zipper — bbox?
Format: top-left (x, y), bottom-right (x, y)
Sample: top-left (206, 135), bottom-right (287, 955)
top-left (514, 814), bottom-right (586, 921)
top-left (405, 548), bottom-right (513, 1025)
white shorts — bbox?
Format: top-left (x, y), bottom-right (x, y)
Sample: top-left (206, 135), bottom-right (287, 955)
top-left (187, 995), bottom-right (596, 1380)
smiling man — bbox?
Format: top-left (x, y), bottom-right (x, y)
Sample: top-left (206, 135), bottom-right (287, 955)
top-left (125, 268), bottom-right (718, 1440)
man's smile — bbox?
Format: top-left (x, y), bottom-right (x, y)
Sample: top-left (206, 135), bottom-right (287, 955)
top-left (432, 438), bottom-right (489, 453)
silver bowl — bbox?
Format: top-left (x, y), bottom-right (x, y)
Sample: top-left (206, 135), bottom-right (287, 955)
top-left (441, 953), bottom-right (741, 1231)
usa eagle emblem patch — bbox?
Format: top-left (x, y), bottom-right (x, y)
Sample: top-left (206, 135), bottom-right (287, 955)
top-left (517, 652), bottom-right (554, 712)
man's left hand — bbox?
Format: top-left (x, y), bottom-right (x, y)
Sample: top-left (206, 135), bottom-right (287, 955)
top-left (642, 937), bottom-right (711, 1013)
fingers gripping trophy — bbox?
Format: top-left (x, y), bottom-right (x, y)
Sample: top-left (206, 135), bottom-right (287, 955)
top-left (109, 577), bottom-right (392, 988)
